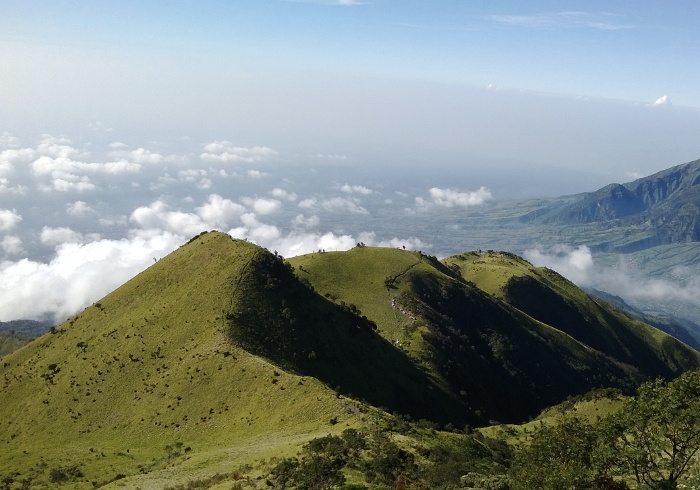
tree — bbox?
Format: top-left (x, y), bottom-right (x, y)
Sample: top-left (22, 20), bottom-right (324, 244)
top-left (509, 417), bottom-right (613, 489)
top-left (600, 369), bottom-right (700, 489)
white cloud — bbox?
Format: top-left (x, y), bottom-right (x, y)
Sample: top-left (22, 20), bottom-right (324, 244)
top-left (130, 201), bottom-right (208, 236)
top-left (321, 197), bottom-right (368, 214)
top-left (98, 216), bottom-right (128, 227)
top-left (416, 186), bottom-right (492, 208)
top-left (41, 177), bottom-right (96, 192)
top-left (340, 184), bottom-right (373, 195)
top-left (298, 198), bottom-right (318, 209)
top-left (195, 194), bottom-right (246, 228)
top-left (271, 188), bottom-right (298, 201)
top-left (524, 244), bottom-right (700, 307)
top-left (235, 213), bottom-right (282, 245)
top-left (292, 214), bottom-right (319, 228)
top-left (0, 234), bottom-right (182, 322)
top-left (31, 154), bottom-right (141, 178)
top-left (652, 95), bottom-right (671, 106)
top-left (247, 169), bottom-right (269, 178)
top-left (241, 197), bottom-right (281, 215)
top-left (0, 132), bottom-right (20, 149)
top-left (1, 235), bottom-right (24, 256)
top-left (130, 148), bottom-right (165, 164)
top-left (0, 147), bottom-right (36, 177)
top-left (0, 178), bottom-right (28, 194)
top-left (40, 226), bottom-right (100, 246)
top-left (0, 208), bottom-right (22, 231)
top-left (67, 200), bottom-right (93, 216)
top-left (200, 141), bottom-right (278, 163)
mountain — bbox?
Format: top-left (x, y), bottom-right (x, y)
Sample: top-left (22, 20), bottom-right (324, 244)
top-left (1, 232), bottom-right (698, 488)
top-left (520, 158), bottom-right (700, 252)
top-left (289, 247), bottom-right (699, 422)
top-left (0, 333), bottom-right (33, 358)
top-left (0, 319), bottom-right (53, 337)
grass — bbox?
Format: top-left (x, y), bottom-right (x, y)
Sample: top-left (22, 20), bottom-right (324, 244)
top-left (0, 332), bottom-right (33, 358)
top-left (0, 232), bottom-right (353, 488)
top-left (2, 233), bottom-right (698, 488)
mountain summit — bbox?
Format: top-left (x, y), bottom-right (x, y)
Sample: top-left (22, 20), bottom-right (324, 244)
top-left (1, 231), bottom-right (698, 486)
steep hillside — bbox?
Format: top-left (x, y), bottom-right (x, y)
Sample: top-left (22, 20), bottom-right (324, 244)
top-left (290, 247), bottom-right (700, 424)
top-left (518, 159), bottom-right (700, 252)
top-left (0, 333), bottom-right (33, 358)
top-left (444, 251), bottom-right (699, 378)
top-left (3, 233), bottom-right (699, 488)
top-left (0, 233), bottom-right (355, 488)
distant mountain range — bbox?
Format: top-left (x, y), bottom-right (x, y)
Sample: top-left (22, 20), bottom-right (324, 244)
top-left (1, 232), bottom-right (698, 487)
top-left (520, 158), bottom-right (700, 252)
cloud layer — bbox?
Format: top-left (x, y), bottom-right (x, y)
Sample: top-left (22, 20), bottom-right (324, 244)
top-left (525, 245), bottom-right (700, 308)
top-left (0, 134), bottom-right (484, 323)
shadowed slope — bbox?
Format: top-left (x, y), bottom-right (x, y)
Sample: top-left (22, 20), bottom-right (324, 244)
top-left (292, 247), bottom-right (700, 424)
top-left (445, 251), bottom-right (700, 379)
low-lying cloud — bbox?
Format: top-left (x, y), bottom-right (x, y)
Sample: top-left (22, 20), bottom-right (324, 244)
top-left (0, 133), bottom-right (496, 323)
top-left (524, 244), bottom-right (700, 307)
top-left (415, 186), bottom-right (492, 209)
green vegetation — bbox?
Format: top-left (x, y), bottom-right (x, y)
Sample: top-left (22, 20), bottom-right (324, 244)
top-left (1, 232), bottom-right (699, 488)
top-left (511, 369), bottom-right (700, 490)
top-left (0, 332), bottom-right (33, 358)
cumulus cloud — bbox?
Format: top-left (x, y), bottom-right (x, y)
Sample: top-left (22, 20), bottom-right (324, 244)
top-left (247, 169), bottom-right (268, 178)
top-left (321, 197), bottom-right (368, 214)
top-left (298, 198), bottom-right (318, 209)
top-left (200, 141), bottom-right (278, 163)
top-left (0, 147), bottom-right (36, 177)
top-left (0, 132), bottom-right (20, 149)
top-left (340, 184), bottom-right (373, 195)
top-left (195, 194), bottom-right (246, 228)
top-left (1, 235), bottom-right (23, 256)
top-left (130, 201), bottom-right (209, 237)
top-left (241, 197), bottom-right (281, 215)
top-left (39, 176), bottom-right (96, 192)
top-left (292, 214), bottom-right (319, 228)
top-left (40, 226), bottom-right (101, 246)
top-left (0, 234), bottom-right (182, 322)
top-left (0, 208), bottom-right (22, 231)
top-left (130, 148), bottom-right (165, 164)
top-left (66, 200), bottom-right (93, 216)
top-left (415, 186), bottom-right (492, 208)
top-left (271, 188), bottom-right (298, 201)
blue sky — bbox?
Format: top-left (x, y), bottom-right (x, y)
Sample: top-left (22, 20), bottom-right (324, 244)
top-left (2, 1), bottom-right (700, 321)
top-left (3, 1), bottom-right (700, 177)
top-left (3, 1), bottom-right (699, 105)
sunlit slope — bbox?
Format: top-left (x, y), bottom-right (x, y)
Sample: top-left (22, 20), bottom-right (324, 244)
top-left (0, 232), bottom-right (351, 487)
top-left (289, 247), bottom-right (655, 424)
top-left (444, 251), bottom-right (700, 378)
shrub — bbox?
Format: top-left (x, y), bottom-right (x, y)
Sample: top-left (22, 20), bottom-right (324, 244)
top-left (48, 465), bottom-right (83, 483)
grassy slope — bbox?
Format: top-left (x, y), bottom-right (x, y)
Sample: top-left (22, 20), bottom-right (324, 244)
top-left (0, 333), bottom-right (33, 358)
top-left (0, 233), bottom-right (352, 488)
top-left (444, 251), bottom-right (700, 379)
top-left (289, 247), bottom-right (654, 424)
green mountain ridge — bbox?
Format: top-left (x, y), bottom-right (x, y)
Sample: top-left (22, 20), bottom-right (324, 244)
top-left (2, 231), bottom-right (699, 488)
